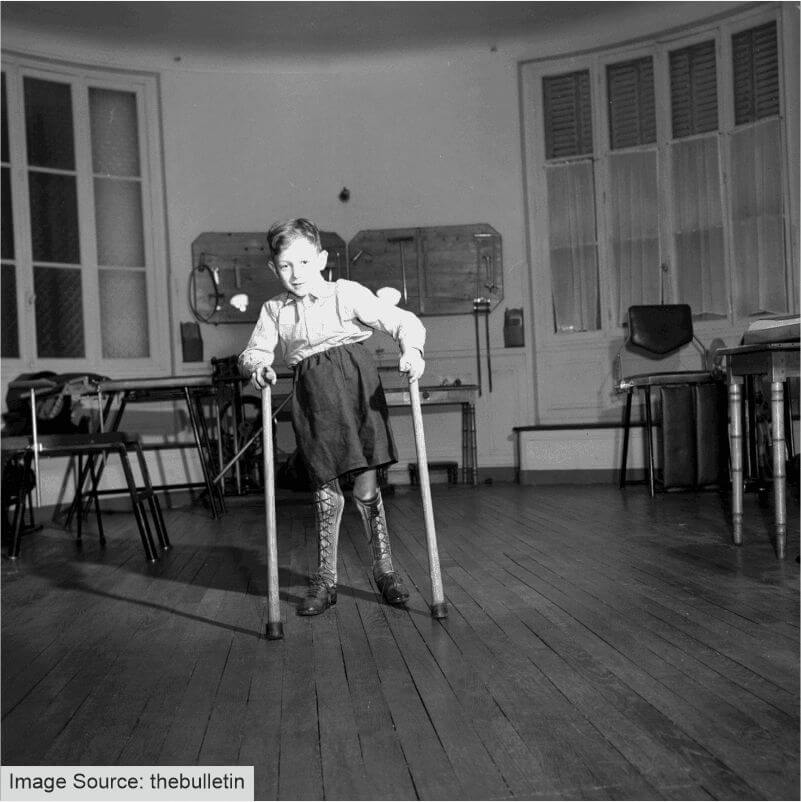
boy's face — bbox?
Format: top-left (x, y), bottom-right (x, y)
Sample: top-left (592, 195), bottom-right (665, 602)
top-left (270, 236), bottom-right (328, 298)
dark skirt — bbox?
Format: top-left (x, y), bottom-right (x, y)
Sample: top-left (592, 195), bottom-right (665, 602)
top-left (291, 342), bottom-right (397, 488)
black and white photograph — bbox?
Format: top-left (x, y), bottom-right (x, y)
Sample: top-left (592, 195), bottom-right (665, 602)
top-left (0, 2), bottom-right (798, 800)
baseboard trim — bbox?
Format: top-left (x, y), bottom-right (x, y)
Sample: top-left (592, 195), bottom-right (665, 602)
top-left (519, 468), bottom-right (647, 486)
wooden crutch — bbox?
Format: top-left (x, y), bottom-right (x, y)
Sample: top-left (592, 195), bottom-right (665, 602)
top-left (408, 377), bottom-right (448, 619)
top-left (261, 384), bottom-right (284, 640)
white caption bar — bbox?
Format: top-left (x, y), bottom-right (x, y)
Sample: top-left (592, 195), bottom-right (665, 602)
top-left (0, 766), bottom-right (254, 801)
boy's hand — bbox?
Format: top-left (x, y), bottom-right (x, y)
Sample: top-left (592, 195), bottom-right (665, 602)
top-left (399, 349), bottom-right (425, 382)
top-left (251, 366), bottom-right (277, 390)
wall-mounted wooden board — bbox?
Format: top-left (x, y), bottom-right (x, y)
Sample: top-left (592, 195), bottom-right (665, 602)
top-left (190, 231), bottom-right (346, 324)
top-left (346, 224), bottom-right (502, 316)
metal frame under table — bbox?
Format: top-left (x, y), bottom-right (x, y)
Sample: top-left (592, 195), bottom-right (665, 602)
top-left (209, 379), bottom-right (480, 490)
top-left (97, 374), bottom-right (226, 518)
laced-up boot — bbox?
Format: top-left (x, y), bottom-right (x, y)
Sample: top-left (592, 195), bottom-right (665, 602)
top-left (353, 491), bottom-right (409, 605)
top-left (297, 479), bottom-right (343, 616)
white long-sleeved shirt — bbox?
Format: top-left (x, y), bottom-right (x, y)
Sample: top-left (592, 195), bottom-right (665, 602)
top-left (238, 278), bottom-right (426, 374)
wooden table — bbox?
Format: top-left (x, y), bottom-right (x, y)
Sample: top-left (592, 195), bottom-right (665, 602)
top-left (384, 384), bottom-right (479, 485)
top-left (718, 342), bottom-right (799, 558)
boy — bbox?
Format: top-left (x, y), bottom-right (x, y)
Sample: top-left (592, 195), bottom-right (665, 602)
top-left (239, 218), bottom-right (426, 615)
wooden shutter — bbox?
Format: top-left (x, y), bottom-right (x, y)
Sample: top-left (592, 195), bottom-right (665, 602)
top-left (669, 40), bottom-right (718, 138)
top-left (543, 70), bottom-right (593, 159)
top-left (606, 57), bottom-right (656, 149)
top-left (732, 21), bottom-right (779, 125)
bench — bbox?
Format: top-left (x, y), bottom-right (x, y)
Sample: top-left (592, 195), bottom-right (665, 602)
top-left (408, 461), bottom-right (459, 485)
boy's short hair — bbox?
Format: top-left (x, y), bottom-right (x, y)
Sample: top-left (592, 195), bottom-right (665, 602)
top-left (266, 218), bottom-right (322, 257)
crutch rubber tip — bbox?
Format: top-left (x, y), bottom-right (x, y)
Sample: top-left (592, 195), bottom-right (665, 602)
top-left (430, 602), bottom-right (448, 620)
top-left (265, 622), bottom-right (284, 640)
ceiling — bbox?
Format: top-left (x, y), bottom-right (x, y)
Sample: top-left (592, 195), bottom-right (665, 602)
top-left (2, 1), bottom-right (637, 57)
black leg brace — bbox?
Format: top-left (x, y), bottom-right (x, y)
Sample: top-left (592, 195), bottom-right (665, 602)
top-left (353, 490), bottom-right (394, 580)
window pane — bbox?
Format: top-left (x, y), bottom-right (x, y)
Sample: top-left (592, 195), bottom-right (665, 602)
top-left (607, 57), bottom-right (656, 149)
top-left (671, 136), bottom-right (726, 317)
top-left (28, 171), bottom-right (80, 263)
top-left (2, 166), bottom-right (14, 259)
top-left (543, 70), bottom-right (593, 159)
top-left (23, 77), bottom-right (75, 169)
top-left (94, 177), bottom-right (144, 266)
top-left (1, 262), bottom-right (19, 358)
top-left (733, 22), bottom-right (779, 125)
top-left (99, 268), bottom-right (149, 357)
top-left (608, 151), bottom-right (660, 323)
top-left (546, 160), bottom-right (599, 332)
top-left (670, 40), bottom-right (718, 138)
top-left (34, 265), bottom-right (85, 357)
top-left (89, 88), bottom-right (140, 176)
top-left (730, 120), bottom-right (789, 315)
top-left (1, 72), bottom-right (9, 164)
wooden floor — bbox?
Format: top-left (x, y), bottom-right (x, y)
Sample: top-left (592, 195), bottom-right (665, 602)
top-left (2, 483), bottom-right (799, 801)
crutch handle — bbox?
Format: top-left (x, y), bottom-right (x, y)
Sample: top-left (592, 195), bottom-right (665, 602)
top-left (262, 384), bottom-right (283, 640)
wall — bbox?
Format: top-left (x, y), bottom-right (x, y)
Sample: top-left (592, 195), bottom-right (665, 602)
top-left (3, 2), bottom-right (765, 502)
top-left (158, 52), bottom-right (540, 478)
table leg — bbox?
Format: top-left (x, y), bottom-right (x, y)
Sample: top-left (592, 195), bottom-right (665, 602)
top-left (461, 403), bottom-right (468, 484)
top-left (231, 383), bottom-right (243, 495)
top-left (184, 388), bottom-right (222, 518)
top-left (644, 388), bottom-right (655, 498)
top-left (215, 393), bottom-right (224, 479)
top-left (468, 402), bottom-right (478, 485)
top-left (728, 379), bottom-right (744, 546)
top-left (770, 381), bottom-right (787, 559)
top-left (201, 395), bottom-right (227, 514)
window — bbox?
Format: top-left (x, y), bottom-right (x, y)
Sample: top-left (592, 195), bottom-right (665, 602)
top-left (1, 73), bottom-right (20, 359)
top-left (727, 21), bottom-right (787, 317)
top-left (669, 40), bottom-right (719, 137)
top-left (543, 71), bottom-right (593, 158)
top-left (668, 39), bottom-right (726, 319)
top-left (1, 56), bottom-right (166, 374)
top-left (542, 70), bottom-right (600, 332)
top-left (605, 57), bottom-right (660, 322)
top-left (607, 57), bottom-right (656, 149)
top-left (521, 9), bottom-right (796, 339)
top-left (732, 21), bottom-right (780, 124)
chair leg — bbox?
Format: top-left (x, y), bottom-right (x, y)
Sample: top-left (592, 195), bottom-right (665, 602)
top-left (116, 445), bottom-right (158, 562)
top-left (184, 388), bottom-right (224, 518)
top-left (644, 388), bottom-right (656, 497)
top-left (24, 485), bottom-right (36, 531)
top-left (64, 452), bottom-right (93, 531)
top-left (197, 395), bottom-right (227, 515)
top-left (88, 456), bottom-right (105, 546)
top-left (132, 440), bottom-right (170, 550)
top-left (74, 455), bottom-right (83, 546)
top-left (620, 390), bottom-right (633, 489)
top-left (9, 451), bottom-right (34, 559)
